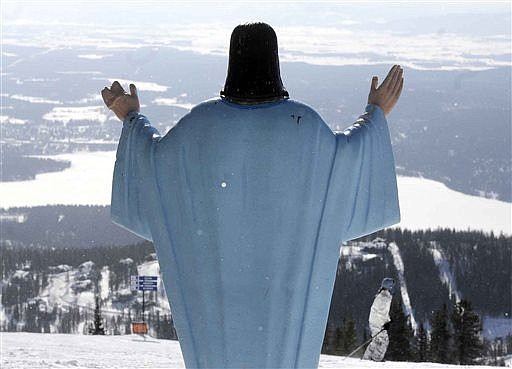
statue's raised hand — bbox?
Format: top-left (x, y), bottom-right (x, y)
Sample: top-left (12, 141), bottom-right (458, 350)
top-left (368, 65), bottom-right (404, 116)
top-left (101, 81), bottom-right (140, 121)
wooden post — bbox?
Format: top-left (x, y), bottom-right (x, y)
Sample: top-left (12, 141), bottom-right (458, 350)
top-left (142, 289), bottom-right (145, 322)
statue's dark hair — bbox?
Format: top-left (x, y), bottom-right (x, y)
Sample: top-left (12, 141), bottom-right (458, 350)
top-left (220, 22), bottom-right (289, 104)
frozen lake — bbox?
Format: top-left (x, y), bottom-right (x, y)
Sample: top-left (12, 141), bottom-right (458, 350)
top-left (0, 150), bottom-right (510, 235)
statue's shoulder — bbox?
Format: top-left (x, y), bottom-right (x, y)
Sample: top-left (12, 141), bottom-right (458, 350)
top-left (184, 97), bottom-right (332, 134)
top-left (188, 97), bottom-right (225, 114)
top-left (285, 99), bottom-right (324, 118)
top-left (285, 99), bottom-right (333, 135)
top-left (188, 97), bottom-right (322, 117)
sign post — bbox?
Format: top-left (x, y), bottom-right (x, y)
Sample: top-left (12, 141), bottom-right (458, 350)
top-left (130, 275), bottom-right (158, 334)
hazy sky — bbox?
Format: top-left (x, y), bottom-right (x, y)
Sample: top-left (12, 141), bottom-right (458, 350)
top-left (2, 1), bottom-right (510, 33)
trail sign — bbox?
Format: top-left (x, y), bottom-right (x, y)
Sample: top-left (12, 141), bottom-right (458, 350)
top-left (131, 275), bottom-right (159, 322)
top-left (130, 275), bottom-right (158, 291)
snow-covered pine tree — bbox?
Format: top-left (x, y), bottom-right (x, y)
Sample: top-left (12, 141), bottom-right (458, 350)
top-left (430, 303), bottom-right (452, 363)
top-left (451, 299), bottom-right (483, 365)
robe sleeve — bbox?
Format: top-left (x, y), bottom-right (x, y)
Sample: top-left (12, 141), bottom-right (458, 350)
top-left (331, 103), bottom-right (400, 242)
top-left (111, 110), bottom-right (162, 242)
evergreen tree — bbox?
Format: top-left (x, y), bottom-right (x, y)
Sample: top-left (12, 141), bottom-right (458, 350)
top-left (322, 324), bottom-right (337, 354)
top-left (125, 310), bottom-right (133, 334)
top-left (90, 296), bottom-right (105, 335)
top-left (338, 318), bottom-right (358, 355)
top-left (416, 322), bottom-right (429, 362)
top-left (334, 327), bottom-right (344, 356)
top-left (170, 315), bottom-right (178, 340)
top-left (23, 299), bottom-right (39, 333)
top-left (386, 294), bottom-right (414, 361)
top-left (430, 303), bottom-right (452, 363)
top-left (325, 318), bottom-right (359, 356)
top-left (451, 299), bottom-right (483, 365)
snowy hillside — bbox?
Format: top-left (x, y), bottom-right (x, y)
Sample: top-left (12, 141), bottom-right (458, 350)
top-left (1, 332), bottom-right (500, 369)
top-left (39, 258), bottom-right (170, 317)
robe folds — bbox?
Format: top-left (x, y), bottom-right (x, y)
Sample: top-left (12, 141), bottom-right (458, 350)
top-left (111, 97), bottom-right (400, 368)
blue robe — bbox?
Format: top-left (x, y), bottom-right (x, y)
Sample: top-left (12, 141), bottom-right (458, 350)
top-left (111, 97), bottom-right (400, 368)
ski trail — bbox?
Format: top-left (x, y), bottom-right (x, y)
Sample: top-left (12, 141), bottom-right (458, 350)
top-left (100, 266), bottom-right (110, 300)
top-left (387, 242), bottom-right (417, 331)
top-left (428, 242), bottom-right (461, 302)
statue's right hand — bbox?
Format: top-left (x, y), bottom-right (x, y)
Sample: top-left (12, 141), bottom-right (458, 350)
top-left (368, 65), bottom-right (404, 116)
top-left (101, 81), bottom-right (140, 121)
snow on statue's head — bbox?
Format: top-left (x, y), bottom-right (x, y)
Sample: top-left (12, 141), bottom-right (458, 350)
top-left (221, 22), bottom-right (289, 104)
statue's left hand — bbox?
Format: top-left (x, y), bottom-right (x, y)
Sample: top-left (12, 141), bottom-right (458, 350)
top-left (101, 81), bottom-right (140, 121)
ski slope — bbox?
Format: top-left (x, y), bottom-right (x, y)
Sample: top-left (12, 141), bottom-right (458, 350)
top-left (1, 332), bottom-right (496, 369)
top-left (428, 243), bottom-right (462, 303)
top-left (387, 242), bottom-right (417, 331)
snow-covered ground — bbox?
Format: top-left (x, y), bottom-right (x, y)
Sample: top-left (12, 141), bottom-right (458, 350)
top-left (0, 151), bottom-right (510, 235)
top-left (0, 332), bottom-right (497, 369)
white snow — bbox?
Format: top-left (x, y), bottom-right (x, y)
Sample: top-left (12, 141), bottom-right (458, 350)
top-left (78, 53), bottom-right (113, 60)
top-left (43, 106), bottom-right (107, 124)
top-left (0, 332), bottom-right (497, 369)
top-left (388, 242), bottom-right (417, 331)
top-left (340, 239), bottom-right (385, 269)
top-left (152, 97), bottom-right (195, 110)
top-left (100, 78), bottom-right (168, 92)
top-left (100, 266), bottom-right (110, 300)
top-left (428, 243), bottom-right (461, 302)
top-left (38, 262), bottom-right (97, 312)
top-left (0, 151), bottom-right (510, 237)
top-left (0, 213), bottom-right (27, 223)
top-left (0, 115), bottom-right (28, 125)
top-left (9, 94), bottom-right (62, 104)
top-left (11, 270), bottom-right (30, 280)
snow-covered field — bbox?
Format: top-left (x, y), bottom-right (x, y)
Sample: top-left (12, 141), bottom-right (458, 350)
top-left (0, 332), bottom-right (497, 369)
top-left (0, 151), bottom-right (510, 235)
